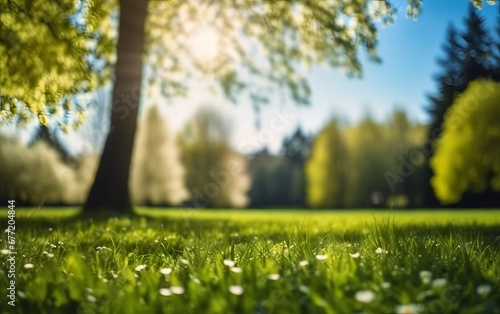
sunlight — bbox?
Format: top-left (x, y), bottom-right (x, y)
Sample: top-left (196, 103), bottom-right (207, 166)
top-left (187, 25), bottom-right (220, 62)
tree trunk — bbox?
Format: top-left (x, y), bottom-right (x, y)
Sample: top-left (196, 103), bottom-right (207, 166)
top-left (83, 0), bottom-right (148, 214)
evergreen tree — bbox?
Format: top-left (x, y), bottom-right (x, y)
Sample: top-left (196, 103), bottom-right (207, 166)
top-left (422, 5), bottom-right (495, 206)
top-left (279, 127), bottom-right (311, 206)
top-left (493, 17), bottom-right (500, 81)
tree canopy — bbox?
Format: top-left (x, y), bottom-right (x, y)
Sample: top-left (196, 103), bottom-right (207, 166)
top-left (431, 79), bottom-right (500, 205)
top-left (0, 0), bottom-right (115, 128)
top-left (421, 4), bottom-right (499, 206)
top-left (178, 106), bottom-right (251, 208)
top-left (3, 0), bottom-right (493, 213)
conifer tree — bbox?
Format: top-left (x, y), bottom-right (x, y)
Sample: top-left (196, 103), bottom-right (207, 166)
top-left (422, 5), bottom-right (495, 206)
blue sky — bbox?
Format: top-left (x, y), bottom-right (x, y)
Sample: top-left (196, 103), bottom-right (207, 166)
top-left (153, 0), bottom-right (499, 154)
top-left (5, 1), bottom-right (497, 155)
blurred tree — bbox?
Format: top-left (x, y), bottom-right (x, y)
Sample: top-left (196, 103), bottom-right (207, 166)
top-left (178, 106), bottom-right (250, 208)
top-left (431, 80), bottom-right (500, 206)
top-left (493, 17), bottom-right (500, 81)
top-left (83, 0), bottom-right (420, 214)
top-left (0, 136), bottom-right (74, 205)
top-left (281, 128), bottom-right (311, 165)
top-left (306, 120), bottom-right (348, 208)
top-left (248, 149), bottom-right (283, 207)
top-left (1, 0), bottom-right (440, 214)
top-left (344, 116), bottom-right (390, 207)
top-left (131, 106), bottom-right (188, 206)
top-left (422, 5), bottom-right (496, 207)
top-left (384, 110), bottom-right (428, 208)
top-left (279, 127), bottom-right (311, 206)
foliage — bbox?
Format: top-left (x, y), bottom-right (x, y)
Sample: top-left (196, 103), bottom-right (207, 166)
top-left (131, 106), bottom-right (189, 206)
top-left (280, 128), bottom-right (311, 206)
top-left (427, 5), bottom-right (495, 131)
top-left (384, 110), bottom-right (428, 207)
top-left (344, 117), bottom-right (392, 207)
top-left (1, 0), bottom-right (434, 127)
top-left (0, 135), bottom-right (98, 205)
top-left (178, 106), bottom-right (251, 208)
top-left (145, 0), bottom-right (401, 106)
top-left (0, 136), bottom-right (72, 204)
top-left (0, 0), bottom-right (115, 127)
top-left (249, 129), bottom-right (311, 207)
top-left (1, 208), bottom-right (499, 313)
top-left (306, 120), bottom-right (348, 208)
top-left (305, 111), bottom-right (427, 209)
top-left (422, 4), bottom-right (500, 206)
top-left (1, 0), bottom-right (489, 126)
top-left (431, 80), bottom-right (500, 204)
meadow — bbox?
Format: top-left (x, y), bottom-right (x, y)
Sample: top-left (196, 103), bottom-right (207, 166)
top-left (0, 208), bottom-right (499, 314)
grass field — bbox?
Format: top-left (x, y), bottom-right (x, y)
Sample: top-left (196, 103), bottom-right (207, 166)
top-left (1, 208), bottom-right (499, 313)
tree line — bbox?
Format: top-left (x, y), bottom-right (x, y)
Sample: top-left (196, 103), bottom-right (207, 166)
top-left (1, 0), bottom-right (428, 214)
top-left (1, 105), bottom-right (428, 209)
top-left (0, 105), bottom-right (251, 208)
top-left (2, 1), bottom-right (499, 212)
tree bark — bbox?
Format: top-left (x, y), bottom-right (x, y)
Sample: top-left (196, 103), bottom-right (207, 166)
top-left (83, 0), bottom-right (148, 214)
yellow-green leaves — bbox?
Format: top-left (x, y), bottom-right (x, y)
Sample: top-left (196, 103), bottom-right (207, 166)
top-left (146, 0), bottom-right (403, 106)
top-left (431, 80), bottom-right (500, 204)
top-left (306, 120), bottom-right (348, 208)
top-left (0, 0), bottom-right (115, 127)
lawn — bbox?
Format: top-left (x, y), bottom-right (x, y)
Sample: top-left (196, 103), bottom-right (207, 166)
top-left (1, 208), bottom-right (499, 313)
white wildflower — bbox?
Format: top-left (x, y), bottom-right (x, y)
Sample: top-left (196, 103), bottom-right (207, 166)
top-left (349, 252), bottom-right (360, 258)
top-left (160, 268), bottom-right (172, 275)
top-left (396, 303), bottom-right (425, 314)
top-left (419, 270), bottom-right (432, 284)
top-left (355, 290), bottom-right (376, 303)
top-left (223, 259), bottom-right (236, 267)
top-left (159, 288), bottom-right (172, 296)
top-left (134, 265), bottom-right (147, 272)
top-left (190, 274), bottom-right (201, 284)
top-left (24, 263), bottom-right (34, 269)
top-left (299, 260), bottom-right (309, 267)
top-left (170, 286), bottom-right (185, 295)
top-left (381, 282), bottom-right (391, 289)
top-left (267, 274), bottom-right (280, 281)
top-left (476, 284), bottom-right (492, 297)
top-left (229, 285), bottom-right (244, 295)
top-left (231, 267), bottom-right (243, 273)
top-left (315, 254), bottom-right (328, 261)
top-left (431, 278), bottom-right (447, 289)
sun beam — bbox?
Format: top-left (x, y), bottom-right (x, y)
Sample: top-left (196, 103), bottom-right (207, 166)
top-left (187, 25), bottom-right (220, 62)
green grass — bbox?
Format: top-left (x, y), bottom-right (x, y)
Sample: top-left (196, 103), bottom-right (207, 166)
top-left (1, 208), bottom-right (499, 313)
